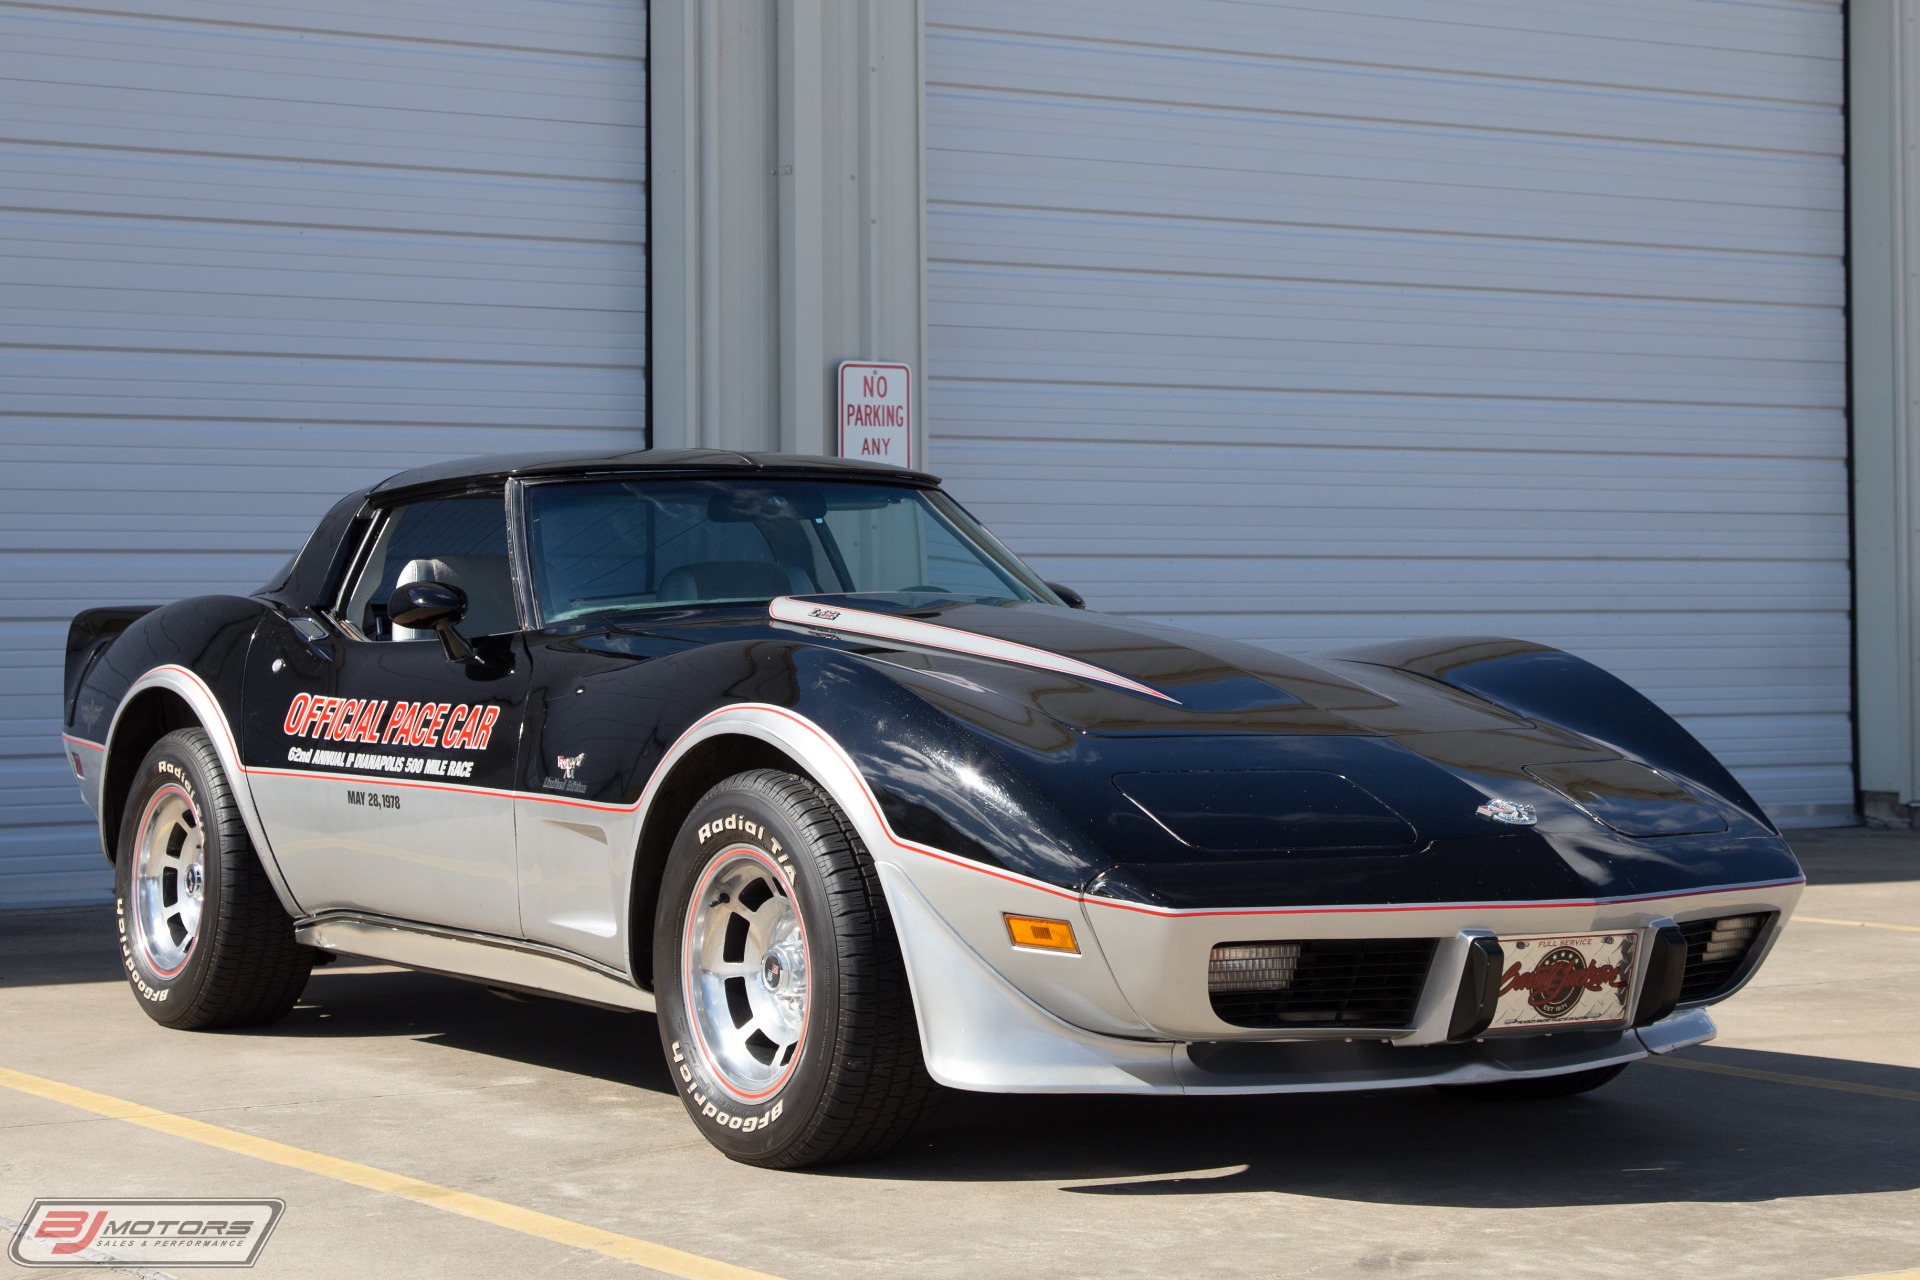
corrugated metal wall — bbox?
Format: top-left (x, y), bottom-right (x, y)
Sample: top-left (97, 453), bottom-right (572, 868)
top-left (924, 0), bottom-right (1850, 825)
top-left (0, 0), bottom-right (648, 907)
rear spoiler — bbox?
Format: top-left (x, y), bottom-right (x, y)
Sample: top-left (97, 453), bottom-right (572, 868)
top-left (65, 606), bottom-right (157, 730)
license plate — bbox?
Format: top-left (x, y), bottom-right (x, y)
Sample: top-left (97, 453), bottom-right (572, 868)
top-left (1490, 932), bottom-right (1637, 1030)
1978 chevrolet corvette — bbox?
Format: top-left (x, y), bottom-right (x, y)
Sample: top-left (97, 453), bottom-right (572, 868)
top-left (60, 449), bottom-right (1803, 1167)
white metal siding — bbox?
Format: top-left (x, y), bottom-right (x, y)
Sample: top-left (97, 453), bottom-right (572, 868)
top-left (0, 0), bottom-right (647, 907)
top-left (925, 0), bottom-right (1849, 825)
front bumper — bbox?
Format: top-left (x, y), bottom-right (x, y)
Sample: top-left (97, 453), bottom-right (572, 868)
top-left (1083, 876), bottom-right (1800, 1044)
top-left (873, 848), bottom-right (1798, 1095)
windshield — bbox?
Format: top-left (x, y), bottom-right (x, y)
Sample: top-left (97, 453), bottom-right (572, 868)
top-left (522, 478), bottom-right (1058, 624)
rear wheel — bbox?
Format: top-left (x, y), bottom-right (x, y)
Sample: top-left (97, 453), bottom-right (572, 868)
top-left (654, 768), bottom-right (933, 1168)
top-left (1436, 1063), bottom-right (1629, 1100)
top-left (114, 727), bottom-right (313, 1029)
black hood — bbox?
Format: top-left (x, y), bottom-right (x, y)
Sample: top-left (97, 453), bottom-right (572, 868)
top-left (769, 593), bottom-right (1528, 737)
top-left (562, 595), bottom-right (1792, 906)
top-left (768, 596), bottom-right (1785, 901)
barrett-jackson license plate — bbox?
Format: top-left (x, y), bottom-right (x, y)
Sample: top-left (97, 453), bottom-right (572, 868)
top-left (1490, 932), bottom-right (1637, 1031)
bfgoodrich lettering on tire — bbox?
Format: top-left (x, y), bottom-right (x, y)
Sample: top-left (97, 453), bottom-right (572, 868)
top-left (114, 727), bottom-right (313, 1029)
top-left (655, 769), bottom-right (934, 1168)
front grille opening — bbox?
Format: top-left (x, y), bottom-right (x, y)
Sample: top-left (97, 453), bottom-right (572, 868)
top-left (1208, 937), bottom-right (1437, 1029)
top-left (1677, 913), bottom-right (1772, 1003)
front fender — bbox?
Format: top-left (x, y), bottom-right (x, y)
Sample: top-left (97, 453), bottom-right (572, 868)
top-left (783, 646), bottom-right (1111, 889)
top-left (1334, 636), bottom-right (1771, 829)
top-left (621, 684), bottom-right (1153, 1041)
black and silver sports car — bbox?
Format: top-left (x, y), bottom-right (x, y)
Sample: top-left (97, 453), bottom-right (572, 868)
top-left (61, 450), bottom-right (1803, 1167)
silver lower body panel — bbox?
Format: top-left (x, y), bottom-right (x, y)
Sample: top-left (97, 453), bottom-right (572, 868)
top-left (295, 913), bottom-right (654, 1013)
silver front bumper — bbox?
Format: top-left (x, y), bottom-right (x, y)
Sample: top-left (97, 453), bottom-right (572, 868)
top-left (873, 851), bottom-right (1794, 1095)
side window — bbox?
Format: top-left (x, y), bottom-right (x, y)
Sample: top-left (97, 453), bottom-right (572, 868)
top-left (339, 494), bottom-right (518, 640)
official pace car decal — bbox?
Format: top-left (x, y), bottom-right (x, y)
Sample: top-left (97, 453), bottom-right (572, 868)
top-left (280, 692), bottom-right (499, 780)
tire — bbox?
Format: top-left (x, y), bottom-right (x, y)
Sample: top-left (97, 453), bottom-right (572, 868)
top-left (1435, 1063), bottom-right (1629, 1101)
top-left (654, 768), bottom-right (934, 1168)
top-left (113, 727), bottom-right (313, 1029)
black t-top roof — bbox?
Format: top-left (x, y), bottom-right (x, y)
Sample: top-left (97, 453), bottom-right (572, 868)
top-left (373, 448), bottom-right (939, 494)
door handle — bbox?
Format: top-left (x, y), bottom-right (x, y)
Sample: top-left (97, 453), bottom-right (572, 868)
top-left (282, 613), bottom-right (336, 663)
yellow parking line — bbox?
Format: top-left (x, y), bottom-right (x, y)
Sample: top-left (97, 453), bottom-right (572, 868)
top-left (1827, 1270), bottom-right (1920, 1279)
top-left (1795, 915), bottom-right (1920, 934)
top-left (0, 1066), bottom-right (783, 1280)
top-left (1648, 1056), bottom-right (1920, 1103)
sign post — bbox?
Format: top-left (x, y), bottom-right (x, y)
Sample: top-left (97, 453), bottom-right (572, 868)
top-left (837, 361), bottom-right (913, 468)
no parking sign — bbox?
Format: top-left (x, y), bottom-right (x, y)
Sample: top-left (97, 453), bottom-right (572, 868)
top-left (837, 361), bottom-right (912, 468)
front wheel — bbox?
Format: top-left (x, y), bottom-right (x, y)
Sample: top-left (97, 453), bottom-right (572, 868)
top-left (114, 727), bottom-right (313, 1029)
top-left (654, 769), bottom-right (933, 1168)
top-left (1435, 1063), bottom-right (1629, 1101)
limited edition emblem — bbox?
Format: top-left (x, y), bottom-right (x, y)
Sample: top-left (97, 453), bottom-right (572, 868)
top-left (543, 752), bottom-right (588, 795)
top-left (1476, 798), bottom-right (1537, 826)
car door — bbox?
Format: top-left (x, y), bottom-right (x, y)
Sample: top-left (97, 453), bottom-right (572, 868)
top-left (506, 475), bottom-right (832, 969)
top-left (242, 489), bottom-right (530, 937)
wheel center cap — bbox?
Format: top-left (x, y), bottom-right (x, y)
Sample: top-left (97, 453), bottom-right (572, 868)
top-left (183, 863), bottom-right (205, 902)
top-left (761, 952), bottom-right (784, 990)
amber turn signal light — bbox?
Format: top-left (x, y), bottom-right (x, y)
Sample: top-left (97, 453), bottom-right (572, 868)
top-left (1005, 913), bottom-right (1079, 953)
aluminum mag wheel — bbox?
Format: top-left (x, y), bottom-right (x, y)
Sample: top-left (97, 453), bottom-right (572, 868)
top-left (657, 768), bottom-right (934, 1168)
top-left (113, 727), bottom-right (313, 1030)
top-left (683, 848), bottom-right (811, 1098)
top-left (131, 784), bottom-right (207, 977)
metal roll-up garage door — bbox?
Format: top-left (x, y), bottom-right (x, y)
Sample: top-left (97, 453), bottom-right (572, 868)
top-left (925, 0), bottom-right (1848, 825)
top-left (0, 1), bottom-right (647, 906)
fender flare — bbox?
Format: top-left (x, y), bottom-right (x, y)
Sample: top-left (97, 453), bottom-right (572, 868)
top-left (623, 703), bottom-right (1151, 1085)
top-left (622, 702), bottom-right (1081, 909)
top-left (103, 664), bottom-right (305, 917)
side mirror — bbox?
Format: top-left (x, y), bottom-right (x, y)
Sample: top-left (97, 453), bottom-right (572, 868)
top-left (1046, 582), bottom-right (1087, 610)
top-left (388, 581), bottom-right (476, 663)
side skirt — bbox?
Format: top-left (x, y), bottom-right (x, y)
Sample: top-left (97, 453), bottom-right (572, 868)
top-left (294, 913), bottom-right (655, 1013)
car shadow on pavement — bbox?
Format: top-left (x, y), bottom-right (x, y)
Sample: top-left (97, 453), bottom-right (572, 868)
top-left (0, 905), bottom-right (124, 988)
top-left (284, 961), bottom-right (1920, 1210)
top-left (851, 1045), bottom-right (1920, 1207)
top-left (273, 963), bottom-right (678, 1095)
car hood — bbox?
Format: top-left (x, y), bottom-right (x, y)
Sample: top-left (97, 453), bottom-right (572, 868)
top-left (767, 593), bottom-right (1528, 737)
top-left (769, 597), bottom-right (1772, 865)
top-left (567, 596), bottom-right (1784, 902)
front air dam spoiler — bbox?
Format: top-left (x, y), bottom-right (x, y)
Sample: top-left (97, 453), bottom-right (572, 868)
top-left (879, 860), bottom-right (1715, 1095)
